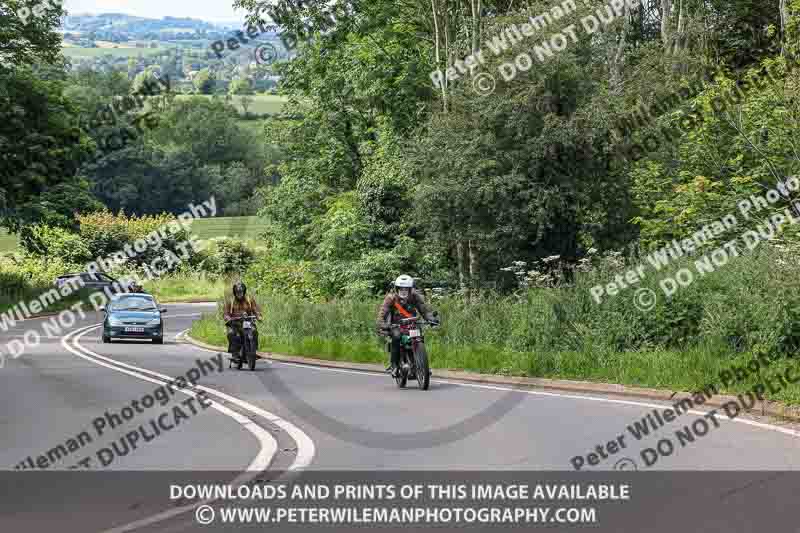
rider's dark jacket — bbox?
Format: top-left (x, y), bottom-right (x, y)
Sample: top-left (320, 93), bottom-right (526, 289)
top-left (375, 289), bottom-right (433, 331)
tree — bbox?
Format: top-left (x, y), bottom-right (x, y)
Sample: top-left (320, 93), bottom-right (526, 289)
top-left (229, 77), bottom-right (254, 95)
top-left (208, 162), bottom-right (270, 216)
top-left (146, 96), bottom-right (261, 168)
top-left (0, 0), bottom-right (65, 71)
top-left (79, 143), bottom-right (214, 216)
top-left (231, 0), bottom-right (799, 300)
top-left (0, 69), bottom-right (95, 232)
top-left (0, 0), bottom-right (92, 232)
top-left (630, 60), bottom-right (800, 249)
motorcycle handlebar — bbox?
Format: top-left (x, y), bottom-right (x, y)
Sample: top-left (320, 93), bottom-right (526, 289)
top-left (386, 318), bottom-right (440, 328)
top-left (226, 314), bottom-right (260, 324)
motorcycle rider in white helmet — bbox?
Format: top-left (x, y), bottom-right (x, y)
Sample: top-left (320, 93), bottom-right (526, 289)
top-left (376, 274), bottom-right (439, 377)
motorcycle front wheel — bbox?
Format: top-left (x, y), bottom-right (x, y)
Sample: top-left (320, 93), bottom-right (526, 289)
top-left (414, 344), bottom-right (430, 390)
top-left (245, 333), bottom-right (257, 370)
top-left (395, 353), bottom-right (408, 388)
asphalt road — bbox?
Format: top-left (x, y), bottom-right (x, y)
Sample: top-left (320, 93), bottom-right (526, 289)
top-left (3, 303), bottom-right (800, 532)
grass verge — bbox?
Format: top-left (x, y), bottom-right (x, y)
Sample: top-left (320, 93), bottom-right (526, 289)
top-left (145, 272), bottom-right (227, 303)
top-left (189, 216), bottom-right (269, 242)
top-left (189, 293), bottom-right (800, 406)
top-left (0, 229), bottom-right (17, 252)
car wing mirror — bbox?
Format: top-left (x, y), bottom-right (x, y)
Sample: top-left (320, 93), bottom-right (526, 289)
top-left (160, 308), bottom-right (167, 313)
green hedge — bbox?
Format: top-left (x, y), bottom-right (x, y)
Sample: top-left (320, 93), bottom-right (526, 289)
top-left (190, 245), bottom-right (800, 404)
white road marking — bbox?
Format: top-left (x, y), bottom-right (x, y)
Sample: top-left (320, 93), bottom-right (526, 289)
top-left (203, 342), bottom-right (800, 441)
top-left (61, 321), bottom-right (315, 533)
top-left (81, 324), bottom-right (316, 471)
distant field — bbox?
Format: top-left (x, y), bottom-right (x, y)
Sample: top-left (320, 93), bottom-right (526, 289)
top-left (237, 119), bottom-right (267, 135)
top-left (209, 94), bottom-right (286, 114)
top-left (236, 94), bottom-right (286, 114)
top-left (62, 46), bottom-right (164, 58)
top-left (0, 229), bottom-right (18, 252)
top-left (0, 218), bottom-right (264, 253)
top-left (190, 216), bottom-right (268, 241)
top-left (176, 94), bottom-right (286, 115)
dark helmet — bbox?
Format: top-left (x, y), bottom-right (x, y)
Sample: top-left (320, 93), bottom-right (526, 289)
top-left (233, 281), bottom-right (247, 300)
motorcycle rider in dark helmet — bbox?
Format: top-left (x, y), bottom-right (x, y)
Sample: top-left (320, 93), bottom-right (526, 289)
top-left (128, 281), bottom-right (144, 293)
top-left (376, 275), bottom-right (439, 377)
top-left (223, 281), bottom-right (263, 361)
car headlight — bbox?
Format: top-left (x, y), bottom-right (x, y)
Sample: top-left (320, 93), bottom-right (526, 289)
top-left (146, 318), bottom-right (161, 327)
top-left (108, 318), bottom-right (124, 327)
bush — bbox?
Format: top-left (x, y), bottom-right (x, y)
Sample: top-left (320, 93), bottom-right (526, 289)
top-left (20, 225), bottom-right (92, 264)
top-left (189, 289), bottom-right (800, 404)
top-left (228, 242), bottom-right (800, 361)
top-left (0, 253), bottom-right (82, 286)
top-left (245, 256), bottom-right (324, 301)
top-left (207, 238), bottom-right (256, 276)
top-left (556, 244), bottom-right (800, 355)
top-left (0, 254), bottom-right (86, 313)
top-left (0, 270), bottom-right (28, 295)
top-left (20, 211), bottom-right (198, 275)
top-left (78, 211), bottom-right (193, 269)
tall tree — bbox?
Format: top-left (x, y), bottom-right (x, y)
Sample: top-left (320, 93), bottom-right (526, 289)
top-left (0, 4), bottom-right (96, 232)
top-left (0, 0), bottom-right (65, 70)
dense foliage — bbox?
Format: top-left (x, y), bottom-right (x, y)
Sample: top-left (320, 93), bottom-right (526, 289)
top-left (224, 0), bottom-right (800, 300)
top-left (4, 0), bottom-right (800, 360)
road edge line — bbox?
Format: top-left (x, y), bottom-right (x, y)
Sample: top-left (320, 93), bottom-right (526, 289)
top-left (60, 323), bottom-right (309, 533)
top-left (69, 324), bottom-right (315, 471)
top-left (181, 332), bottom-right (800, 425)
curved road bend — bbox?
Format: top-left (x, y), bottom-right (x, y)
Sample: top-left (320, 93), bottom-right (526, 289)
top-left (2, 303), bottom-right (800, 532)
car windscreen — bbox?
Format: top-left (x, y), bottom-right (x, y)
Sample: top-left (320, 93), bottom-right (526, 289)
top-left (110, 297), bottom-right (157, 312)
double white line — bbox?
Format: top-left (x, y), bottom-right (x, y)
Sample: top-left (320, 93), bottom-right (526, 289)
top-left (61, 321), bottom-right (315, 532)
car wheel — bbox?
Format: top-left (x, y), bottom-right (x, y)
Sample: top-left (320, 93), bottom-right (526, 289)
top-left (152, 337), bottom-right (164, 344)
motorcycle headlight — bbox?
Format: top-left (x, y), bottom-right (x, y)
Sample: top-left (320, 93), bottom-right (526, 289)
top-left (108, 317), bottom-right (124, 327)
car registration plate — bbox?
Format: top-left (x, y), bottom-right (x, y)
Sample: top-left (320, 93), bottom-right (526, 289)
top-left (125, 327), bottom-right (145, 333)
top-left (409, 329), bottom-right (420, 338)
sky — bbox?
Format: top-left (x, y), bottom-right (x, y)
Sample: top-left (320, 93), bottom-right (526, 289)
top-left (63, 0), bottom-right (246, 23)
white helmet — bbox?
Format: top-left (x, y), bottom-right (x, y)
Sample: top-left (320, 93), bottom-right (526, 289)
top-left (394, 275), bottom-right (414, 289)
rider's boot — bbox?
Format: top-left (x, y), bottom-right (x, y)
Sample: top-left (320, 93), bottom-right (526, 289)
top-left (229, 343), bottom-right (242, 364)
top-left (388, 341), bottom-right (401, 377)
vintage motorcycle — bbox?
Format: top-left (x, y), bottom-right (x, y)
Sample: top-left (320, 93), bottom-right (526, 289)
top-left (227, 314), bottom-right (259, 371)
top-left (386, 314), bottom-right (439, 390)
